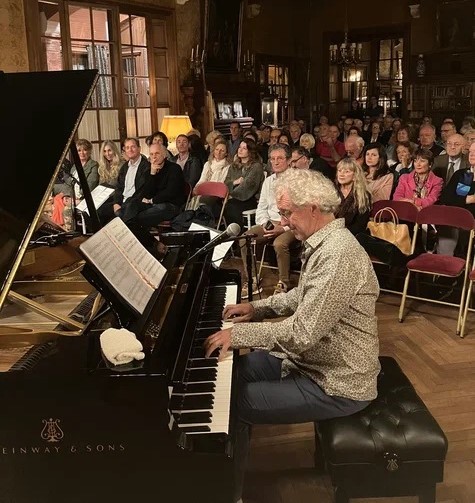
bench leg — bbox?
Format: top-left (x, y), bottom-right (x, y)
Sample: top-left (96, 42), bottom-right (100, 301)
top-left (313, 423), bottom-right (325, 472)
top-left (334, 486), bottom-right (349, 503)
top-left (419, 485), bottom-right (436, 503)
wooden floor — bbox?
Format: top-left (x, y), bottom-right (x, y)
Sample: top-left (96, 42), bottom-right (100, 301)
top-left (243, 266), bottom-right (475, 503)
top-left (1, 262), bottom-right (475, 502)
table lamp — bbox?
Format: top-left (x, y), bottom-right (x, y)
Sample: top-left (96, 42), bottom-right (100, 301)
top-left (160, 115), bottom-right (193, 155)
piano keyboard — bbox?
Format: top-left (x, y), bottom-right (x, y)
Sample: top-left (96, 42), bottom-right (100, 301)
top-left (170, 283), bottom-right (238, 436)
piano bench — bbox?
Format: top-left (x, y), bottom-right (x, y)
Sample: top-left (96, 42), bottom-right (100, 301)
top-left (314, 356), bottom-right (448, 503)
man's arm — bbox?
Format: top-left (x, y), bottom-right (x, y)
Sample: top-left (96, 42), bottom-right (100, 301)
top-left (231, 249), bottom-right (367, 351)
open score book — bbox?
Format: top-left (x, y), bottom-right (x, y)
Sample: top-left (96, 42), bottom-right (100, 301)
top-left (79, 218), bottom-right (167, 314)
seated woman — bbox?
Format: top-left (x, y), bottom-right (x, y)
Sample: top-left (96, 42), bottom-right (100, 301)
top-left (98, 140), bottom-right (122, 188)
top-left (393, 148), bottom-right (443, 209)
top-left (205, 129), bottom-right (223, 156)
top-left (392, 141), bottom-right (415, 174)
top-left (363, 142), bottom-right (394, 202)
top-left (299, 133), bottom-right (315, 154)
top-left (334, 157), bottom-right (372, 235)
top-left (190, 139), bottom-right (231, 213)
top-left (223, 138), bottom-right (264, 228)
top-left (60, 139), bottom-right (98, 201)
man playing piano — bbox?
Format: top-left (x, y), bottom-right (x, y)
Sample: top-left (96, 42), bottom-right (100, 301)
top-left (204, 168), bottom-right (380, 503)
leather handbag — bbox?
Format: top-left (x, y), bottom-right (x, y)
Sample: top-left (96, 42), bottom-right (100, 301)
top-left (367, 207), bottom-right (412, 255)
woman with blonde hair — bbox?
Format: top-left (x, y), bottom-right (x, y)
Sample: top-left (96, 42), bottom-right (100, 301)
top-left (98, 140), bottom-right (122, 187)
top-left (205, 129), bottom-right (223, 154)
top-left (334, 157), bottom-right (372, 235)
top-left (299, 133), bottom-right (316, 153)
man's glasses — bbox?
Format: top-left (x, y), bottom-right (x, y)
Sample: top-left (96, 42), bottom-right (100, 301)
top-left (277, 209), bottom-right (294, 220)
top-left (290, 155), bottom-right (304, 165)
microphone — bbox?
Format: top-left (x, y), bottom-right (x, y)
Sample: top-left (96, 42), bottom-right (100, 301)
top-left (188, 223), bottom-right (241, 260)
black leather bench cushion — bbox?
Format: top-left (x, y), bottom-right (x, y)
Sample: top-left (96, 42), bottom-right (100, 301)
top-left (317, 357), bottom-right (448, 465)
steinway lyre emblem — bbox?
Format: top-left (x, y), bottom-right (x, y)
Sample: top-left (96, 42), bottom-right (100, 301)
top-left (41, 418), bottom-right (64, 443)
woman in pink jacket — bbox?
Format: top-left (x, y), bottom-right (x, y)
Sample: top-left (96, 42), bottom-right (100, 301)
top-left (393, 148), bottom-right (443, 208)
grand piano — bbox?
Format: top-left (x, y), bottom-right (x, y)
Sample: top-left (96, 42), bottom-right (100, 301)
top-left (0, 71), bottom-right (240, 502)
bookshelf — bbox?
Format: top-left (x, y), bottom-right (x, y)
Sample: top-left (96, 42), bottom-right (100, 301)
top-left (406, 82), bottom-right (474, 123)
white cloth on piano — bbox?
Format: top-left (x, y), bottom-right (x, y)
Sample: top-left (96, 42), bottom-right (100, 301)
top-left (100, 328), bottom-right (145, 365)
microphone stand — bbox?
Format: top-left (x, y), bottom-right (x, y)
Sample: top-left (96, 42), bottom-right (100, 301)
top-left (245, 234), bottom-right (254, 301)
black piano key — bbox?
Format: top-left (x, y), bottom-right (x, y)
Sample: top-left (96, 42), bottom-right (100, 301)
top-left (190, 347), bottom-right (206, 359)
top-left (185, 368), bottom-right (217, 382)
top-left (176, 411), bottom-right (212, 424)
top-left (170, 394), bottom-right (214, 411)
top-left (173, 382), bottom-right (216, 394)
top-left (177, 425), bottom-right (211, 433)
top-left (188, 358), bottom-right (218, 368)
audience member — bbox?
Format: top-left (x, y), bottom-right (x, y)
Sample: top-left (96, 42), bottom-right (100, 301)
top-left (334, 157), bottom-right (372, 235)
top-left (228, 121), bottom-right (243, 157)
top-left (315, 124), bottom-right (345, 168)
top-left (188, 133), bottom-right (208, 167)
top-left (418, 124), bottom-right (444, 157)
top-left (366, 95), bottom-right (384, 118)
top-left (346, 99), bottom-right (364, 120)
top-left (204, 130), bottom-right (223, 155)
top-left (171, 134), bottom-right (202, 188)
top-left (345, 136), bottom-right (365, 167)
top-left (223, 138), bottom-right (264, 228)
top-left (439, 142), bottom-right (475, 255)
top-left (289, 123), bottom-right (302, 147)
top-left (392, 141), bottom-right (415, 175)
top-left (393, 148), bottom-right (443, 209)
top-left (433, 133), bottom-right (468, 184)
top-left (98, 138), bottom-right (150, 224)
top-left (366, 121), bottom-right (383, 144)
top-left (363, 142), bottom-right (393, 202)
top-left (134, 143), bottom-right (186, 228)
top-left (278, 132), bottom-right (292, 146)
top-left (98, 140), bottom-right (121, 188)
top-left (240, 144), bottom-right (297, 298)
top-left (299, 133), bottom-right (315, 153)
top-left (291, 146), bottom-right (333, 179)
top-left (146, 131), bottom-right (173, 159)
top-left (73, 139), bottom-right (99, 198)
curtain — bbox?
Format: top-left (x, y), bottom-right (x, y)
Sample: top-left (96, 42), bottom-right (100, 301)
top-left (86, 44), bottom-right (112, 108)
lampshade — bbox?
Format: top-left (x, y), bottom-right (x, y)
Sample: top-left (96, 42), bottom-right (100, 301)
top-left (160, 115), bottom-right (193, 142)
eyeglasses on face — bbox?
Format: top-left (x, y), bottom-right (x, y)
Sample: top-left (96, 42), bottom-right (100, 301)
top-left (290, 155), bottom-right (304, 165)
top-left (277, 209), bottom-right (294, 220)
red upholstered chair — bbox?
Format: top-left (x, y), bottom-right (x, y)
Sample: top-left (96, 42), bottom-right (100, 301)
top-left (192, 181), bottom-right (229, 229)
top-left (398, 205), bottom-right (475, 335)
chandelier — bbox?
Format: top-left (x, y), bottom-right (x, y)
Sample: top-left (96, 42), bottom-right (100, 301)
top-left (329, 1), bottom-right (361, 66)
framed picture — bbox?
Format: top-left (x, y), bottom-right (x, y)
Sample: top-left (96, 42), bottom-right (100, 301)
top-left (261, 97), bottom-right (278, 126)
top-left (437, 0), bottom-right (475, 49)
top-left (204, 0), bottom-right (243, 72)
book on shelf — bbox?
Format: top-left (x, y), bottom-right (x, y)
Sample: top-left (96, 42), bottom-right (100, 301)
top-left (79, 217), bottom-right (167, 315)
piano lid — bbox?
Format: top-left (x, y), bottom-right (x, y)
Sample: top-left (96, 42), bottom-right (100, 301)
top-left (0, 69), bottom-right (98, 311)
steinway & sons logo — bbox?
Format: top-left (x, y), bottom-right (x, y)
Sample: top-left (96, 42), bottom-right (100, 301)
top-left (0, 418), bottom-right (126, 455)
top-left (41, 418), bottom-right (64, 443)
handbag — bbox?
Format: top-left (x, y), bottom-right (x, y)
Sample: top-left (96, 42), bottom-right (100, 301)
top-left (367, 207), bottom-right (412, 255)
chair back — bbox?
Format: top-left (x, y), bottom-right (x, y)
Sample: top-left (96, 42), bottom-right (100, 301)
top-left (416, 205), bottom-right (475, 230)
top-left (194, 181), bottom-right (229, 199)
top-left (371, 199), bottom-right (419, 223)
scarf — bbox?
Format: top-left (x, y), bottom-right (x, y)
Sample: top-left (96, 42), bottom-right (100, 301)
top-left (206, 158), bottom-right (228, 181)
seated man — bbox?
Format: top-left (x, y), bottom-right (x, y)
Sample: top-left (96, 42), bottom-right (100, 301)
top-left (97, 138), bottom-right (150, 224)
top-left (240, 144), bottom-right (297, 298)
top-left (133, 143), bottom-right (186, 228)
top-left (290, 146), bottom-right (333, 179)
top-left (204, 168), bottom-right (380, 503)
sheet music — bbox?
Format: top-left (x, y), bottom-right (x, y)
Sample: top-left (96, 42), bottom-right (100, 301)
top-left (188, 223), bottom-right (234, 268)
top-left (77, 185), bottom-right (115, 214)
top-left (79, 218), bottom-right (166, 313)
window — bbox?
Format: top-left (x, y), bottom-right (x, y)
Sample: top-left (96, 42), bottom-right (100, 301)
top-left (33, 1), bottom-right (176, 158)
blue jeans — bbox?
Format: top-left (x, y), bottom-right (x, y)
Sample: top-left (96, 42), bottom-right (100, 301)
top-left (233, 351), bottom-right (371, 501)
top-left (135, 202), bottom-right (180, 228)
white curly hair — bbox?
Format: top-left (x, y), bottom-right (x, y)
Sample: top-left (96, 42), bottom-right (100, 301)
top-left (275, 168), bottom-right (341, 214)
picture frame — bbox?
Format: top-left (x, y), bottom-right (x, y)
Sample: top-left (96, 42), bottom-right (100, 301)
top-left (204, 0), bottom-right (244, 72)
top-left (436, 0), bottom-right (475, 50)
top-left (261, 97), bottom-right (278, 127)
